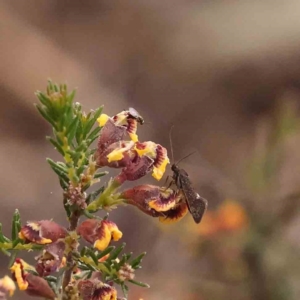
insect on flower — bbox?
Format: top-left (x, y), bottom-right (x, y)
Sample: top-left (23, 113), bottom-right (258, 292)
top-left (168, 128), bottom-right (208, 224)
top-left (127, 107), bottom-right (144, 125)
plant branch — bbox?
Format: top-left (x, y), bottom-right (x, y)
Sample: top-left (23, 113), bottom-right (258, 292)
top-left (62, 211), bottom-right (81, 299)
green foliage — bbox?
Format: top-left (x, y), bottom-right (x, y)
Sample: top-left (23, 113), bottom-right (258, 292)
top-left (36, 81), bottom-right (103, 187)
top-left (75, 243), bottom-right (148, 291)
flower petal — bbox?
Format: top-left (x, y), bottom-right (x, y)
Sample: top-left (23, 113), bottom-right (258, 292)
top-left (19, 222), bottom-right (52, 245)
top-left (104, 220), bottom-right (123, 241)
top-left (129, 132), bottom-right (138, 142)
top-left (36, 241), bottom-right (66, 277)
top-left (148, 188), bottom-right (177, 212)
top-left (10, 259), bottom-right (29, 291)
top-left (78, 280), bottom-right (117, 300)
top-left (93, 281), bottom-right (117, 300)
top-left (121, 185), bottom-right (166, 217)
top-left (97, 114), bottom-right (110, 127)
top-left (19, 221), bottom-right (66, 245)
top-left (96, 119), bottom-right (128, 157)
top-left (93, 223), bottom-right (111, 251)
top-left (25, 274), bottom-right (56, 299)
top-left (77, 219), bottom-right (122, 251)
top-left (106, 141), bottom-right (135, 163)
top-left (135, 142), bottom-right (156, 157)
top-left (159, 201), bottom-right (188, 224)
top-left (121, 155), bottom-right (154, 181)
top-left (0, 276), bottom-right (16, 297)
top-left (135, 142), bottom-right (169, 181)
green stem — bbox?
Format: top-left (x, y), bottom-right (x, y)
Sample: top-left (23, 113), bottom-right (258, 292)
top-left (0, 243), bottom-right (43, 251)
top-left (87, 178), bottom-right (123, 211)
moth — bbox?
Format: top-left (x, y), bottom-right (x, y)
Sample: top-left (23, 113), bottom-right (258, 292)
top-left (171, 163), bottom-right (208, 224)
top-left (168, 127), bottom-right (208, 224)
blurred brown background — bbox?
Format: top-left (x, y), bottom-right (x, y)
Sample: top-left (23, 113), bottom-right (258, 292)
top-left (2, 1), bottom-right (300, 299)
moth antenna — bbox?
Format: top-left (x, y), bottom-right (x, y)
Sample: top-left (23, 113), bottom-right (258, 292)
top-left (175, 151), bottom-right (198, 165)
top-left (168, 125), bottom-right (176, 164)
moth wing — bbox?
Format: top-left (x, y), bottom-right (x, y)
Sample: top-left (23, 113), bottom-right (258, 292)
top-left (180, 178), bottom-right (208, 224)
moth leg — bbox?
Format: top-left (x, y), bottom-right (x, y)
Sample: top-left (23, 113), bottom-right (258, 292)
top-left (164, 175), bottom-right (170, 186)
top-left (163, 175), bottom-right (175, 191)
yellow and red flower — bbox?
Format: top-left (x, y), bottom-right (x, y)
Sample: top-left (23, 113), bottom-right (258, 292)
top-left (78, 279), bottom-right (117, 300)
top-left (77, 219), bottom-right (122, 251)
top-left (95, 113), bottom-right (169, 182)
top-left (98, 141), bottom-right (169, 182)
top-left (19, 220), bottom-right (67, 245)
top-left (121, 185), bottom-right (188, 223)
top-left (10, 259), bottom-right (56, 299)
top-left (135, 141), bottom-right (169, 181)
top-left (98, 109), bottom-right (141, 142)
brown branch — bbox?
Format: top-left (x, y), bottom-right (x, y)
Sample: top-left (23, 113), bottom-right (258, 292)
top-left (62, 211), bottom-right (81, 299)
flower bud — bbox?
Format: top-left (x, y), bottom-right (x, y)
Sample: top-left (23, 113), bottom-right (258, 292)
top-left (117, 263), bottom-right (135, 282)
top-left (64, 183), bottom-right (87, 209)
top-left (24, 274), bottom-right (56, 299)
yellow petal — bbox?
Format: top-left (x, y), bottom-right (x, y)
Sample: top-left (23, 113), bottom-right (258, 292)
top-left (18, 231), bottom-right (26, 240)
top-left (129, 132), bottom-right (138, 142)
top-left (111, 228), bottom-right (123, 241)
top-left (152, 158), bottom-right (169, 181)
top-left (0, 276), bottom-right (16, 296)
top-left (97, 114), bottom-right (110, 127)
top-left (107, 149), bottom-right (124, 162)
top-left (93, 224), bottom-right (111, 251)
top-left (10, 261), bottom-right (28, 291)
top-left (149, 198), bottom-right (176, 212)
top-left (135, 142), bottom-right (156, 158)
top-left (158, 202), bottom-right (188, 224)
top-left (107, 141), bottom-right (135, 162)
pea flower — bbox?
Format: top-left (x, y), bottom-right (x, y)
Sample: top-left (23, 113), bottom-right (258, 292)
top-left (121, 185), bottom-right (188, 223)
top-left (98, 140), bottom-right (169, 182)
top-left (10, 259), bottom-right (56, 299)
top-left (78, 279), bottom-right (117, 300)
top-left (35, 240), bottom-right (66, 276)
top-left (77, 219), bottom-right (122, 251)
top-left (0, 276), bottom-right (15, 299)
top-left (19, 220), bottom-right (67, 245)
top-left (135, 141), bottom-right (169, 181)
top-left (98, 109), bottom-right (142, 142)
